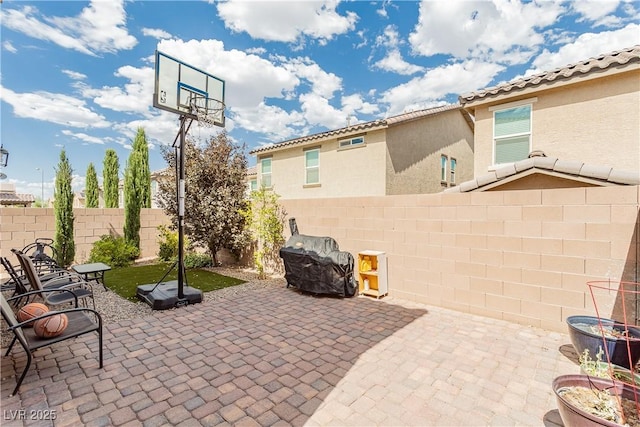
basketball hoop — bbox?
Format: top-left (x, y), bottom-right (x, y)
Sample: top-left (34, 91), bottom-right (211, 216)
top-left (190, 94), bottom-right (225, 128)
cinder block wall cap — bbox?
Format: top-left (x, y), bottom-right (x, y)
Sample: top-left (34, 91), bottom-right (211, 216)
top-left (554, 160), bottom-right (584, 175)
top-left (580, 164), bottom-right (613, 180)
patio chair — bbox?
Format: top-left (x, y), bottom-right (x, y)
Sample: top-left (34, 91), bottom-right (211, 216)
top-left (21, 238), bottom-right (61, 274)
top-left (13, 250), bottom-right (95, 310)
top-left (1, 290), bottom-right (103, 396)
top-left (1, 256), bottom-right (75, 303)
top-left (1, 257), bottom-right (32, 306)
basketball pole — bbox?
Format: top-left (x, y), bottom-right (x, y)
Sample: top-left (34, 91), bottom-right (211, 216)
top-left (177, 114), bottom-right (187, 300)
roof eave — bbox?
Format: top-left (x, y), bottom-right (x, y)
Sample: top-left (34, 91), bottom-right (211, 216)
top-left (460, 58), bottom-right (640, 109)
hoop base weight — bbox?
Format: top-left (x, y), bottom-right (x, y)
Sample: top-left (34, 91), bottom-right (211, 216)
top-left (136, 281), bottom-right (203, 310)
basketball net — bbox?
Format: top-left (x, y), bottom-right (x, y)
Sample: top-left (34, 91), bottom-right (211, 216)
top-left (190, 97), bottom-right (224, 128)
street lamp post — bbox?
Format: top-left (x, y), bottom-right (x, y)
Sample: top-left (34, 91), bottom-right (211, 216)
top-left (36, 167), bottom-right (44, 206)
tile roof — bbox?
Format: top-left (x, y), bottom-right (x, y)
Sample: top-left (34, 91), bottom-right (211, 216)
top-left (249, 104), bottom-right (464, 155)
top-left (459, 45), bottom-right (640, 104)
top-left (444, 155), bottom-right (640, 193)
top-left (0, 192), bottom-right (35, 205)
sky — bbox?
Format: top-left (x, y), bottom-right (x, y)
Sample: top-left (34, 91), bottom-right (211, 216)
top-left (0, 0), bottom-right (639, 202)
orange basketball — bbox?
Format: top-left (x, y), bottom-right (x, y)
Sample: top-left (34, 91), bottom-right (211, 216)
top-left (17, 303), bottom-right (50, 326)
top-left (33, 313), bottom-right (68, 338)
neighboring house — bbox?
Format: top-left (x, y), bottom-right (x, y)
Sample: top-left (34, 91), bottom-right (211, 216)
top-left (249, 104), bottom-right (474, 199)
top-left (458, 45), bottom-right (640, 186)
top-left (0, 182), bottom-right (35, 207)
top-left (117, 169), bottom-right (166, 208)
top-left (246, 165), bottom-right (257, 195)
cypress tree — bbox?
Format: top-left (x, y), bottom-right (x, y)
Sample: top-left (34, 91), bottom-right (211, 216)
top-left (123, 151), bottom-right (142, 250)
top-left (132, 128), bottom-right (151, 208)
top-left (54, 150), bottom-right (75, 267)
top-left (103, 149), bottom-right (119, 208)
top-left (85, 162), bottom-right (99, 208)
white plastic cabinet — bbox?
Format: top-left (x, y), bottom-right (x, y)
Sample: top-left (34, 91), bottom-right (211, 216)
top-left (357, 250), bottom-right (388, 299)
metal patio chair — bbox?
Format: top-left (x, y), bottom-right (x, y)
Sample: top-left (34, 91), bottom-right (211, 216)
top-left (1, 290), bottom-right (103, 396)
top-left (13, 250), bottom-right (95, 310)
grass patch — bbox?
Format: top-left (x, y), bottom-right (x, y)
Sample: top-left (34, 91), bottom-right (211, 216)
top-left (104, 262), bottom-right (246, 301)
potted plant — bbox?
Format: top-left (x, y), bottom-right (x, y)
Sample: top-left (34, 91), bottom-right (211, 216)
top-left (567, 315), bottom-right (640, 369)
top-left (553, 374), bottom-right (639, 427)
top-left (580, 347), bottom-right (640, 387)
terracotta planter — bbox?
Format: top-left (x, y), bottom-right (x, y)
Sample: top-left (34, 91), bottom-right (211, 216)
top-left (567, 315), bottom-right (640, 369)
top-left (553, 374), bottom-right (639, 427)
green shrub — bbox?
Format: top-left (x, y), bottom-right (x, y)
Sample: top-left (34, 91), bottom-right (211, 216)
top-left (88, 234), bottom-right (139, 267)
top-left (184, 252), bottom-right (213, 269)
top-left (157, 225), bottom-right (191, 262)
top-left (157, 225), bottom-right (178, 261)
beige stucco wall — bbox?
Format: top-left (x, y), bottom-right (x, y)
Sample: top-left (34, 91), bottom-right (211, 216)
top-left (385, 109), bottom-right (474, 194)
top-left (3, 187), bottom-right (639, 333)
top-left (470, 69), bottom-right (640, 175)
top-left (282, 185), bottom-right (639, 332)
top-left (0, 208), bottom-right (170, 264)
top-left (257, 129), bottom-right (387, 199)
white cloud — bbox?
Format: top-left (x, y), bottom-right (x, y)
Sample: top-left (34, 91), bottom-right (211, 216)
top-left (341, 94), bottom-right (378, 115)
top-left (232, 103), bottom-right (306, 140)
top-left (62, 69), bottom-right (87, 80)
top-left (409, 0), bottom-right (564, 64)
top-left (374, 50), bottom-right (424, 75)
top-left (0, 0), bottom-right (137, 56)
top-left (142, 27), bottom-right (172, 39)
top-left (246, 47), bottom-right (267, 55)
top-left (76, 65), bottom-right (155, 115)
top-left (216, 0), bottom-right (358, 43)
top-left (529, 23), bottom-right (640, 73)
top-left (299, 92), bottom-right (349, 130)
top-left (381, 61), bottom-right (504, 115)
top-left (3, 41), bottom-right (17, 53)
top-left (0, 85), bottom-right (110, 128)
top-left (283, 57), bottom-right (342, 98)
top-left (571, 1), bottom-right (621, 23)
top-left (61, 130), bottom-right (105, 145)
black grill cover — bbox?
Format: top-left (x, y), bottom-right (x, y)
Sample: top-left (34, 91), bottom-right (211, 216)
top-left (279, 234), bottom-right (356, 297)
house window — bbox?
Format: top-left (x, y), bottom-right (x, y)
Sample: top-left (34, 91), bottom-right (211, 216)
top-left (339, 136), bottom-right (365, 148)
top-left (450, 158), bottom-right (457, 185)
top-left (493, 104), bottom-right (531, 164)
top-left (260, 158), bottom-right (272, 188)
top-left (440, 155), bottom-right (448, 182)
top-left (250, 179), bottom-right (257, 191)
top-left (305, 149), bottom-right (319, 185)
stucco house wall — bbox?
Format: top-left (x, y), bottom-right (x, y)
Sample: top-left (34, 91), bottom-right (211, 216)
top-left (258, 128), bottom-right (387, 200)
top-left (462, 46), bottom-right (640, 177)
top-left (385, 108), bottom-right (474, 194)
top-left (470, 70), bottom-right (640, 175)
top-left (252, 105), bottom-right (473, 199)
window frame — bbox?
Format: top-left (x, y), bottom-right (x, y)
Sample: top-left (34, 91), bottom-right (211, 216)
top-left (491, 99), bottom-right (536, 166)
top-left (304, 148), bottom-right (320, 185)
top-left (440, 154), bottom-right (448, 184)
top-left (338, 135), bottom-right (365, 150)
top-left (260, 157), bottom-right (272, 188)
top-left (450, 157), bottom-right (457, 185)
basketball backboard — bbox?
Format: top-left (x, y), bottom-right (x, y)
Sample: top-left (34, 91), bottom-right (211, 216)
top-left (153, 50), bottom-right (225, 127)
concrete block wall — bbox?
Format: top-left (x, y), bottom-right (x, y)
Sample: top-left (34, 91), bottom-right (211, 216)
top-left (281, 185), bottom-right (640, 332)
top-left (0, 208), bottom-right (170, 264)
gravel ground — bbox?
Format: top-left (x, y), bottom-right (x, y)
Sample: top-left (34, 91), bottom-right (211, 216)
top-left (1, 266), bottom-right (285, 349)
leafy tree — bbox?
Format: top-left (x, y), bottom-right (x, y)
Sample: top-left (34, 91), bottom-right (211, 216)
top-left (85, 162), bottom-right (99, 208)
top-left (241, 186), bottom-right (287, 278)
top-left (53, 150), bottom-right (75, 267)
top-left (132, 127), bottom-right (151, 208)
top-left (157, 131), bottom-right (250, 266)
top-left (123, 150), bottom-right (143, 251)
top-left (103, 149), bottom-right (120, 208)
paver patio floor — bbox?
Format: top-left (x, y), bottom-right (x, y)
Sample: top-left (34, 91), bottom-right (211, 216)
top-left (1, 283), bottom-right (577, 426)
